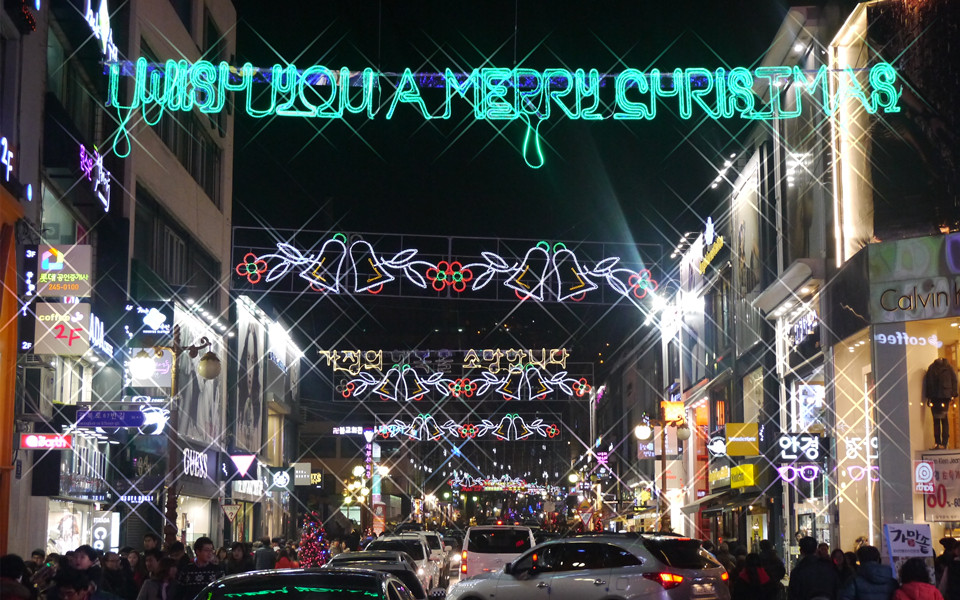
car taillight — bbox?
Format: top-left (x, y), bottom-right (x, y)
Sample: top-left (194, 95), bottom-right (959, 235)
top-left (461, 551), bottom-right (467, 574)
top-left (642, 572), bottom-right (684, 589)
top-left (721, 572), bottom-right (729, 581)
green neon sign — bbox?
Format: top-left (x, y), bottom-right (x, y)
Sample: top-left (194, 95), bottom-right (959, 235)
top-left (108, 59), bottom-right (901, 167)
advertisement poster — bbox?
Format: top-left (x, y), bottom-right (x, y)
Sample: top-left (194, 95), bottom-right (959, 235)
top-left (921, 451), bottom-right (960, 522)
top-left (235, 300), bottom-right (264, 453)
top-left (175, 307), bottom-right (225, 445)
top-left (47, 501), bottom-right (89, 555)
top-left (731, 151), bottom-right (764, 351)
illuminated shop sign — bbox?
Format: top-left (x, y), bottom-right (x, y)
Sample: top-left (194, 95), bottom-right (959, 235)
top-left (731, 464), bottom-right (756, 489)
top-left (867, 235), bottom-right (960, 322)
top-left (843, 434), bottom-right (879, 461)
top-left (310, 473), bottom-right (323, 485)
top-left (376, 413), bottom-right (560, 441)
top-left (183, 448), bottom-right (210, 479)
top-left (108, 58), bottom-right (902, 168)
top-left (85, 0), bottom-right (118, 62)
top-left (915, 460), bottom-right (935, 495)
top-left (725, 423), bottom-right (759, 456)
top-left (292, 463), bottom-right (312, 486)
top-left (778, 464), bottom-right (820, 482)
top-left (20, 433), bottom-right (72, 449)
top-left (24, 245), bottom-right (93, 298)
top-left (791, 311), bottom-right (818, 346)
top-left (0, 135), bottom-right (13, 182)
top-left (698, 218), bottom-right (724, 275)
top-left (875, 332), bottom-right (944, 348)
top-left (706, 436), bottom-right (727, 457)
top-left (709, 465), bottom-right (730, 487)
top-left (79, 144), bottom-right (111, 212)
top-left (661, 400), bottom-right (685, 423)
top-left (30, 302), bottom-right (113, 358)
top-left (332, 426), bottom-right (366, 435)
top-left (777, 433), bottom-right (827, 463)
top-left (265, 467), bottom-right (293, 493)
top-left (123, 302), bottom-right (173, 345)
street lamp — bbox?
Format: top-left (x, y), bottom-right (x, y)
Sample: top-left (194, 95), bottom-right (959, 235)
top-left (132, 324), bottom-right (222, 547)
top-left (635, 410), bottom-right (690, 532)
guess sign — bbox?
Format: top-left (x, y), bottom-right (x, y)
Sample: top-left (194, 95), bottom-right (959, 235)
top-left (183, 448), bottom-right (209, 479)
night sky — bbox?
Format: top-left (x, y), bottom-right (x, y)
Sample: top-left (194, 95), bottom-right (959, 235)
top-left (228, 0), bottom-right (796, 377)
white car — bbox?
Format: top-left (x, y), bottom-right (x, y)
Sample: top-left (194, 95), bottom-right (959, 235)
top-left (460, 525), bottom-right (535, 579)
top-left (401, 531), bottom-right (451, 586)
top-left (447, 533), bottom-right (730, 600)
top-left (367, 534), bottom-right (441, 591)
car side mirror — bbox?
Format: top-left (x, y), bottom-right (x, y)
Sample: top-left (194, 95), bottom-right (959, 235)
top-left (503, 561), bottom-right (513, 575)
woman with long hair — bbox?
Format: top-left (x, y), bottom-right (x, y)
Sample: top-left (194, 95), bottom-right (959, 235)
top-left (223, 543), bottom-right (253, 576)
top-left (237, 323), bottom-right (261, 451)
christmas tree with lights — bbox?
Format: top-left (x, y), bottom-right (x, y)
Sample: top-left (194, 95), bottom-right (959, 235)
top-left (298, 511), bottom-right (330, 567)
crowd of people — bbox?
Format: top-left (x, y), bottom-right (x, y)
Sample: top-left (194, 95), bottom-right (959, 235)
top-left (0, 534), bottom-right (305, 600)
top-left (710, 535), bottom-right (953, 600)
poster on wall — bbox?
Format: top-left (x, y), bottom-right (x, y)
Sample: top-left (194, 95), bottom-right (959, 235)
top-left (47, 503), bottom-right (88, 555)
top-left (731, 151), bottom-right (764, 351)
top-left (175, 307), bottom-right (225, 445)
top-left (921, 451), bottom-right (960, 522)
top-left (235, 300), bottom-right (264, 453)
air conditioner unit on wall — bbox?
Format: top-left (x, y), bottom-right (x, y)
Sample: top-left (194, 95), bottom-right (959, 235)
top-left (18, 363), bottom-right (56, 421)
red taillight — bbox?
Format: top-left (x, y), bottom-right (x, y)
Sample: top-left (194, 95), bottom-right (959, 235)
top-left (721, 572), bottom-right (729, 581)
top-left (461, 551), bottom-right (467, 574)
top-left (496, 520), bottom-right (503, 525)
top-left (643, 572), bottom-right (684, 589)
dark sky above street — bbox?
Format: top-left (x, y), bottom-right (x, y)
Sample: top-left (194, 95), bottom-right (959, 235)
top-left (227, 0), bottom-right (808, 375)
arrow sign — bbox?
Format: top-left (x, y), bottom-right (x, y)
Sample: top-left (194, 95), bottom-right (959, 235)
top-left (77, 410), bottom-right (146, 428)
top-left (221, 504), bottom-right (242, 523)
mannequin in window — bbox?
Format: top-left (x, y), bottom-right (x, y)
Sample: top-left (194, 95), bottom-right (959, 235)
top-left (924, 357), bottom-right (959, 449)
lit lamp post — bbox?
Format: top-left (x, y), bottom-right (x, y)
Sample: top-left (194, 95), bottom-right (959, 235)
top-left (634, 407), bottom-right (690, 532)
top-left (128, 324), bottom-right (222, 547)
top-left (342, 464), bottom-right (390, 534)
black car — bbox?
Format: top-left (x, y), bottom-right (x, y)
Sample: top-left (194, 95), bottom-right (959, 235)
top-left (197, 567), bottom-right (417, 600)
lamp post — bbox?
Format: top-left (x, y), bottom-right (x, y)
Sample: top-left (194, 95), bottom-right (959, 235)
top-left (635, 411), bottom-right (690, 532)
top-left (129, 324), bottom-right (222, 548)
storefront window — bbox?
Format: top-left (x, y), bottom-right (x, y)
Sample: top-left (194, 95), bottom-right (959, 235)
top-left (41, 185), bottom-right (79, 245)
top-left (743, 368), bottom-right (763, 423)
top-left (791, 369), bottom-right (826, 434)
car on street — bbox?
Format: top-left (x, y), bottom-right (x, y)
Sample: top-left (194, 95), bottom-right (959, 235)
top-left (367, 534), bottom-right (441, 591)
top-left (323, 559), bottom-right (446, 600)
top-left (325, 550), bottom-right (419, 571)
top-left (196, 567), bottom-right (418, 600)
top-left (460, 525), bottom-right (536, 579)
top-left (405, 531), bottom-right (452, 586)
top-left (446, 533), bottom-right (731, 600)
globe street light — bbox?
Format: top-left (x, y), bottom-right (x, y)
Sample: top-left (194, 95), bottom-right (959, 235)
top-left (635, 409), bottom-right (689, 533)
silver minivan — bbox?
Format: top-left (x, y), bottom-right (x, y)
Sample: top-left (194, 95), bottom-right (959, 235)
top-left (460, 525), bottom-right (535, 579)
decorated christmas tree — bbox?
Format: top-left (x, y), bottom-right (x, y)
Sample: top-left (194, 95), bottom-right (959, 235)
top-left (298, 511), bottom-right (330, 567)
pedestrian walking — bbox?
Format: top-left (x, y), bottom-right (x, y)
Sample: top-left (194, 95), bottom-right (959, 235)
top-left (223, 544), bottom-right (253, 576)
top-left (894, 557), bottom-right (943, 600)
top-left (788, 536), bottom-right (839, 600)
top-left (732, 553), bottom-right (779, 600)
top-left (838, 545), bottom-right (897, 600)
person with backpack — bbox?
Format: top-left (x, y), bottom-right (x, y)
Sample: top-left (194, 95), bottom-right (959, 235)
top-left (789, 536), bottom-right (840, 600)
top-left (839, 545), bottom-right (897, 600)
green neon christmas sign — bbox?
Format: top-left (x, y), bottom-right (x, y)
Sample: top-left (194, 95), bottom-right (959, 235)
top-left (108, 59), bottom-right (901, 167)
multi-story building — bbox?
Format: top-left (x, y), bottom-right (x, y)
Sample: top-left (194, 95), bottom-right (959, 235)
top-left (6, 0), bottom-right (236, 554)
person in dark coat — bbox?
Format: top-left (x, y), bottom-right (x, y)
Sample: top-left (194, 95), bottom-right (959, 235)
top-left (732, 553), bottom-right (779, 600)
top-left (937, 539), bottom-right (957, 586)
top-left (838, 545), bottom-right (897, 600)
top-left (759, 539), bottom-right (787, 584)
top-left (223, 544), bottom-right (253, 576)
top-left (789, 536), bottom-right (840, 600)
top-left (253, 539), bottom-right (275, 570)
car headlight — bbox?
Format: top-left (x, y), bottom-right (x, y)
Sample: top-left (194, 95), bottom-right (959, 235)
top-left (418, 568), bottom-right (425, 575)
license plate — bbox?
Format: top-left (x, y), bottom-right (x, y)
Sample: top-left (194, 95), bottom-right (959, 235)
top-left (691, 582), bottom-right (716, 596)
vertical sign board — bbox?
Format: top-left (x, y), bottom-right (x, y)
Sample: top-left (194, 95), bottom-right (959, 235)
top-left (922, 452), bottom-right (960, 522)
top-left (91, 511), bottom-right (118, 553)
top-left (24, 245), bottom-right (94, 298)
top-left (884, 523), bottom-right (933, 579)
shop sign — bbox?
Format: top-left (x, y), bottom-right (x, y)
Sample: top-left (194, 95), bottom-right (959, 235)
top-left (292, 462), bottom-right (312, 486)
top-left (875, 331), bottom-right (944, 348)
top-left (777, 464), bottom-right (820, 483)
top-left (223, 454), bottom-right (258, 481)
top-left (843, 435), bottom-right (879, 461)
top-left (867, 235), bottom-right (960, 323)
top-left (709, 465), bottom-right (730, 488)
top-left (707, 436), bottom-right (727, 457)
top-left (183, 448), bottom-right (210, 479)
top-left (777, 433), bottom-right (827, 463)
top-left (221, 504), bottom-right (242, 523)
top-left (24, 245), bottom-right (93, 298)
top-left (915, 460), bottom-right (935, 494)
top-left (91, 511), bottom-right (116, 552)
top-left (661, 400), bottom-right (685, 423)
top-left (731, 464), bottom-right (756, 489)
top-left (922, 451), bottom-right (960, 522)
top-left (791, 311), bottom-right (818, 346)
top-left (79, 144), bottom-right (111, 212)
top-left (127, 348), bottom-right (174, 389)
top-left (32, 303), bottom-right (112, 357)
top-left (698, 218), bottom-right (725, 275)
top-left (265, 467), bottom-right (293, 492)
top-left (725, 423), bottom-right (759, 456)
top-left (119, 494), bottom-right (155, 504)
top-left (310, 473), bottom-right (323, 485)
top-left (123, 302), bottom-right (173, 346)
top-left (20, 433), bottom-right (72, 449)
top-left (884, 523), bottom-right (933, 559)
top-left (84, 0), bottom-right (118, 61)
top-left (333, 426), bottom-right (367, 435)
top-left (233, 478), bottom-right (263, 497)
top-left (77, 410), bottom-right (146, 428)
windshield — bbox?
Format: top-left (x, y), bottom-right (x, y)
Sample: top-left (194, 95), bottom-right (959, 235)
top-left (367, 540), bottom-right (425, 561)
top-left (206, 575), bottom-right (382, 600)
top-left (425, 536), bottom-right (441, 550)
top-left (642, 538), bottom-right (722, 570)
top-left (467, 529), bottom-right (532, 554)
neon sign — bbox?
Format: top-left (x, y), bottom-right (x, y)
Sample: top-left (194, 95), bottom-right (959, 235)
top-left (20, 433), bottom-right (72, 449)
top-left (376, 413), bottom-right (560, 441)
top-left (239, 235), bottom-right (657, 308)
top-left (321, 347), bottom-right (569, 375)
top-left (85, 0), bottom-right (118, 62)
top-left (448, 471), bottom-right (561, 496)
top-left (108, 58), bottom-right (902, 167)
top-left (698, 217), bottom-right (724, 274)
top-left (778, 464), bottom-right (820, 482)
top-left (339, 362), bottom-right (590, 402)
top-left (0, 136), bottom-right (13, 181)
top-left (79, 144), bottom-right (111, 212)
